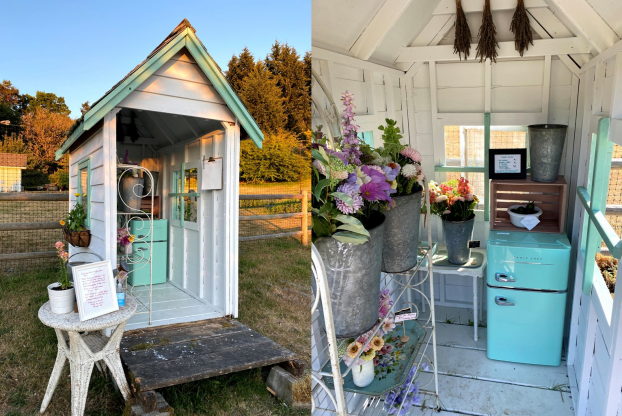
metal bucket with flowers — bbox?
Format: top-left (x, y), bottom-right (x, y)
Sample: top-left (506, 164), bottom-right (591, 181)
top-left (313, 91), bottom-right (396, 338)
top-left (429, 178), bottom-right (479, 264)
top-left (368, 118), bottom-right (426, 273)
top-left (61, 194), bottom-right (91, 248)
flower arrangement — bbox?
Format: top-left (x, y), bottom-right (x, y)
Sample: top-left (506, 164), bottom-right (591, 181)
top-left (54, 241), bottom-right (71, 289)
top-left (383, 363), bottom-right (429, 415)
top-left (343, 289), bottom-right (396, 371)
top-left (312, 91), bottom-right (396, 244)
top-left (117, 228), bottom-right (135, 247)
top-left (60, 195), bottom-right (88, 231)
top-left (429, 177), bottom-right (478, 222)
top-left (118, 150), bottom-right (140, 179)
top-left (369, 119), bottom-right (425, 197)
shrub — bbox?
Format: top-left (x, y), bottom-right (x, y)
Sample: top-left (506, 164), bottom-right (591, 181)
top-left (50, 169), bottom-right (69, 190)
top-left (240, 131), bottom-right (310, 183)
top-left (21, 169), bottom-right (49, 189)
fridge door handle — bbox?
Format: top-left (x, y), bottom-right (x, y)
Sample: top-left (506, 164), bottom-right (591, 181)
top-left (495, 296), bottom-right (515, 306)
top-left (495, 272), bottom-right (516, 283)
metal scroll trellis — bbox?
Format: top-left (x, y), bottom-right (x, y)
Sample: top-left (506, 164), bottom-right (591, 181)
top-left (311, 182), bottom-right (440, 415)
top-left (312, 68), bottom-right (342, 144)
top-left (117, 164), bottom-right (155, 326)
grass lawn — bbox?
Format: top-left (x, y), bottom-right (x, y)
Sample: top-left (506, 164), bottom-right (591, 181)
top-left (0, 238), bottom-right (310, 416)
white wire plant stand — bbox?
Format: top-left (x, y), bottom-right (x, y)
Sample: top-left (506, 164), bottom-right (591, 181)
top-left (117, 164), bottom-right (155, 326)
top-left (312, 183), bottom-right (440, 415)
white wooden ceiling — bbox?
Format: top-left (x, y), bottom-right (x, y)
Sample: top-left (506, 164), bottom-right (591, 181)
top-left (312, 0), bottom-right (622, 70)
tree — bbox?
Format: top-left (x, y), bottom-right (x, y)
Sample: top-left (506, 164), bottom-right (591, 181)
top-left (226, 47), bottom-right (256, 94)
top-left (265, 41), bottom-right (310, 136)
top-left (80, 101), bottom-right (91, 116)
top-left (0, 80), bottom-right (21, 125)
top-left (21, 108), bottom-right (73, 173)
top-left (22, 91), bottom-right (71, 116)
top-left (238, 63), bottom-right (286, 134)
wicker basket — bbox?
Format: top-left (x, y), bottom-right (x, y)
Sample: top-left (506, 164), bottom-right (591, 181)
top-left (63, 228), bottom-right (91, 248)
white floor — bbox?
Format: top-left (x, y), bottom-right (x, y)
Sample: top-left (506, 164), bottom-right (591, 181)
top-left (313, 306), bottom-right (574, 416)
top-left (125, 282), bottom-right (222, 330)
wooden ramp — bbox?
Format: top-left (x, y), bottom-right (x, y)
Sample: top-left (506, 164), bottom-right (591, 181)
top-left (120, 318), bottom-right (296, 392)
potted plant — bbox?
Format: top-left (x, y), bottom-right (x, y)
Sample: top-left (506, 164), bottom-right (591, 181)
top-left (313, 91), bottom-right (395, 338)
top-left (117, 228), bottom-right (136, 255)
top-left (60, 197), bottom-right (91, 247)
top-left (48, 242), bottom-right (75, 314)
top-left (370, 118), bottom-right (425, 273)
top-left (118, 150), bottom-right (144, 212)
top-left (508, 201), bottom-right (543, 228)
top-left (429, 178), bottom-right (478, 264)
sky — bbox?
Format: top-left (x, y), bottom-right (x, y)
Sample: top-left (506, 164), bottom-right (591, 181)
top-left (1, 0), bottom-right (311, 118)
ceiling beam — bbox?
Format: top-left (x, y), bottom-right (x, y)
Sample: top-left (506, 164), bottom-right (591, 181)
top-left (398, 14), bottom-right (456, 73)
top-left (181, 116), bottom-right (202, 138)
top-left (312, 47), bottom-right (404, 77)
top-left (145, 112), bottom-right (178, 145)
top-left (434, 0), bottom-right (547, 14)
top-left (527, 8), bottom-right (582, 75)
top-left (349, 0), bottom-right (413, 61)
top-left (581, 38), bottom-right (622, 73)
top-left (541, 0), bottom-right (619, 54)
top-left (396, 37), bottom-right (591, 63)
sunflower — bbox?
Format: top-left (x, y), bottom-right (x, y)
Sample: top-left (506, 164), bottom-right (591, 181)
top-left (346, 342), bottom-right (363, 359)
top-left (370, 335), bottom-right (385, 351)
top-left (361, 350), bottom-right (376, 361)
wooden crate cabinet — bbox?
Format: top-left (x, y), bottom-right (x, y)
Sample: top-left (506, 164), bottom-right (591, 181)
top-left (490, 176), bottom-right (567, 234)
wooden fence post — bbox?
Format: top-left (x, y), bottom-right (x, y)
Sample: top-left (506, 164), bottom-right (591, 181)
top-left (302, 190), bottom-right (308, 246)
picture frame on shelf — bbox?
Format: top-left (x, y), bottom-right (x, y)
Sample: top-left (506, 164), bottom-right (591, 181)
top-left (489, 148), bottom-right (527, 180)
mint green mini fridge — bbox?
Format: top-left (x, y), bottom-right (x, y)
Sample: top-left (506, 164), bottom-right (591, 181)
top-left (487, 231), bottom-right (571, 366)
top-left (128, 219), bottom-right (168, 286)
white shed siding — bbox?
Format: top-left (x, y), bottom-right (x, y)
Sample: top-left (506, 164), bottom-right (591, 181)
top-left (118, 49), bottom-right (235, 122)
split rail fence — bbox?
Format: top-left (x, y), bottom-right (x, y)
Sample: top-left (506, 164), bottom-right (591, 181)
top-left (0, 190), bottom-right (310, 269)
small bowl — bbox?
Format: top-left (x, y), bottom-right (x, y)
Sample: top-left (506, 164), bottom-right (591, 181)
top-left (507, 204), bottom-right (543, 228)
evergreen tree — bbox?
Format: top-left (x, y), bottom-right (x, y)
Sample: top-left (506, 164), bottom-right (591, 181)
top-left (21, 91), bottom-right (71, 116)
top-left (226, 47), bottom-right (256, 94)
top-left (80, 101), bottom-right (91, 116)
top-left (238, 63), bottom-right (286, 134)
top-left (265, 41), bottom-right (310, 136)
top-left (0, 80), bottom-right (21, 124)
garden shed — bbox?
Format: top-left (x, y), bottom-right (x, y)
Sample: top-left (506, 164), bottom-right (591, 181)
top-left (311, 1), bottom-right (622, 415)
top-left (55, 19), bottom-right (264, 331)
top-left (0, 152), bottom-right (27, 192)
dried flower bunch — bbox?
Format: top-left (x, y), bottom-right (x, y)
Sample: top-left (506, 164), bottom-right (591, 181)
top-left (476, 0), bottom-right (499, 62)
top-left (510, 0), bottom-right (534, 57)
top-left (596, 253), bottom-right (617, 298)
top-left (453, 0), bottom-right (472, 60)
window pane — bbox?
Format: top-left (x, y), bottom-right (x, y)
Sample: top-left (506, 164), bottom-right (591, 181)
top-left (184, 168), bottom-right (198, 223)
top-left (79, 167), bottom-right (89, 221)
top-left (172, 170), bottom-right (180, 220)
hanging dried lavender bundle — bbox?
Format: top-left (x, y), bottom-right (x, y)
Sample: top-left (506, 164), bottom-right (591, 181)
top-left (476, 0), bottom-right (499, 63)
top-left (453, 0), bottom-right (471, 60)
top-left (510, 0), bottom-right (533, 56)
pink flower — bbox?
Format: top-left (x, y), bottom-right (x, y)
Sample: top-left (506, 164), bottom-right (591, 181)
top-left (54, 241), bottom-right (64, 250)
top-left (400, 147), bottom-right (422, 163)
top-left (379, 303), bottom-right (390, 318)
top-left (380, 344), bottom-right (394, 355)
top-left (60, 251), bottom-right (69, 262)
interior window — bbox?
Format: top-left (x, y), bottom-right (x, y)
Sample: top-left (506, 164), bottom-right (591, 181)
top-left (184, 167), bottom-right (198, 223)
top-left (444, 126), bottom-right (527, 209)
top-left (173, 170), bottom-right (181, 221)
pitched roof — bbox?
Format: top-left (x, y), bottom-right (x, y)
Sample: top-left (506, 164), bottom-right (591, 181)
top-left (0, 153), bottom-right (27, 168)
top-left (56, 19), bottom-right (263, 160)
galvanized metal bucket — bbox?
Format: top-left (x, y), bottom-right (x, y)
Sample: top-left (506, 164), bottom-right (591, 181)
top-left (382, 191), bottom-right (422, 273)
top-left (442, 216), bottom-right (475, 265)
top-left (120, 177), bottom-right (145, 212)
top-left (314, 214), bottom-right (385, 338)
top-left (528, 124), bottom-right (568, 183)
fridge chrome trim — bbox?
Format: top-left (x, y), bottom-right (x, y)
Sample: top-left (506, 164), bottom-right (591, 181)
top-left (500, 260), bottom-right (554, 265)
top-left (487, 284), bottom-right (567, 294)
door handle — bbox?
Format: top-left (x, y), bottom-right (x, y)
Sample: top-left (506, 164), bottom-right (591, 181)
top-left (495, 272), bottom-right (516, 283)
top-left (495, 296), bottom-right (515, 306)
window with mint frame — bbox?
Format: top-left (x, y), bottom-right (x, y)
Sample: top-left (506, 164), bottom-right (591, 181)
top-left (358, 131), bottom-right (374, 147)
top-left (435, 113), bottom-right (530, 221)
top-left (577, 117), bottom-right (618, 297)
top-left (77, 158), bottom-right (91, 228)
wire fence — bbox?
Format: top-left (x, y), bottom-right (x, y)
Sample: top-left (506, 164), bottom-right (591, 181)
top-left (0, 192), bottom-right (66, 274)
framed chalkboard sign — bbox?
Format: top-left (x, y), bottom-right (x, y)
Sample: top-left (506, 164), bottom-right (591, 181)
top-left (489, 148), bottom-right (527, 179)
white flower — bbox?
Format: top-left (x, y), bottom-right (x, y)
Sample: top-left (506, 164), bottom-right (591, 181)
top-left (435, 195), bottom-right (448, 203)
top-left (443, 210), bottom-right (451, 215)
top-left (466, 193), bottom-right (474, 201)
top-left (401, 164), bottom-right (418, 178)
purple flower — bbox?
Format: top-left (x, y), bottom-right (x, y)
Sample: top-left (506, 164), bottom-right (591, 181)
top-left (335, 183), bottom-right (363, 214)
top-left (360, 181), bottom-right (392, 202)
top-left (382, 163), bottom-right (400, 182)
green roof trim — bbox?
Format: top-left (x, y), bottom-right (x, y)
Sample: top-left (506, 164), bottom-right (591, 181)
top-left (56, 21), bottom-right (263, 160)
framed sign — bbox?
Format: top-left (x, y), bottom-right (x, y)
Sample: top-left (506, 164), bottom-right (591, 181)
top-left (72, 260), bottom-right (119, 321)
top-left (489, 148), bottom-right (527, 179)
